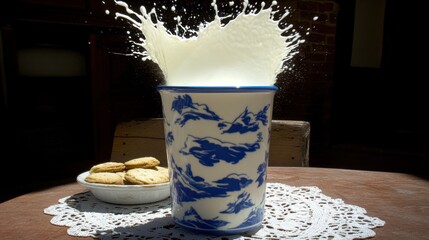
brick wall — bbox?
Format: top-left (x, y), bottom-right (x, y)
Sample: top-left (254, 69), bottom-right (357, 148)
top-left (273, 0), bottom-right (338, 166)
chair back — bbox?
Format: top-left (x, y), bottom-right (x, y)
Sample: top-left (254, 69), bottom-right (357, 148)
top-left (110, 118), bottom-right (310, 167)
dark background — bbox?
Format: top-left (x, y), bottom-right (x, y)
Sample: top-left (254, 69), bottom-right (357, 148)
top-left (1, 0), bottom-right (427, 202)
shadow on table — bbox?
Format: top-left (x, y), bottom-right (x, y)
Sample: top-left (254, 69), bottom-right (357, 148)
top-left (94, 217), bottom-right (261, 240)
top-left (1, 177), bottom-right (77, 203)
top-left (62, 192), bottom-right (261, 239)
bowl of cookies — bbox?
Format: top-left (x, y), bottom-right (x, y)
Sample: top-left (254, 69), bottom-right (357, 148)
top-left (77, 157), bottom-right (170, 205)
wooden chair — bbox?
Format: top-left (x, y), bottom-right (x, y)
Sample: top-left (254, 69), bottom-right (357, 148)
top-left (110, 118), bottom-right (310, 167)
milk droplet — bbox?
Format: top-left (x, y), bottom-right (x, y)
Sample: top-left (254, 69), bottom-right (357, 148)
top-left (229, 1), bottom-right (234, 6)
top-left (313, 16), bottom-right (318, 21)
top-left (105, 10), bottom-right (110, 15)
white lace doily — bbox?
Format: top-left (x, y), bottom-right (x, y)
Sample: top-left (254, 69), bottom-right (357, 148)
top-left (44, 183), bottom-right (384, 239)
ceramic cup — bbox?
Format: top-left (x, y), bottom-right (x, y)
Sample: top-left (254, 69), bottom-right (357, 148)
top-left (157, 86), bottom-right (277, 234)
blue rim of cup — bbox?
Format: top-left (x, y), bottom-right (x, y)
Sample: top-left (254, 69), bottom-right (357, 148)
top-left (157, 85), bottom-right (278, 93)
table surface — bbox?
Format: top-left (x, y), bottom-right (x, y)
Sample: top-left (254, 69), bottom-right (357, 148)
top-left (1, 167), bottom-right (428, 240)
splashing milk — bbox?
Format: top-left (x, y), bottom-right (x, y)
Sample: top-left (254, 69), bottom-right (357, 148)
top-left (113, 0), bottom-right (304, 86)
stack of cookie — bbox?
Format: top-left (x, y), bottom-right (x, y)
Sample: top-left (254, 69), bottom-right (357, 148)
top-left (85, 157), bottom-right (169, 185)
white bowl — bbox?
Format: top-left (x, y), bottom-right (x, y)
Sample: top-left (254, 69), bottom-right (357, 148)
top-left (76, 171), bottom-right (170, 205)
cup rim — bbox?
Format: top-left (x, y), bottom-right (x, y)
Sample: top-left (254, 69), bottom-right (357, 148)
top-left (157, 85), bottom-right (278, 92)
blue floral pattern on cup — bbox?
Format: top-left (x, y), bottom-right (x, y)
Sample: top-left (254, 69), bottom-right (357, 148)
top-left (159, 87), bottom-right (276, 234)
top-left (170, 156), bottom-right (252, 203)
top-left (179, 135), bottom-right (261, 166)
top-left (171, 94), bottom-right (221, 126)
top-left (218, 105), bottom-right (270, 134)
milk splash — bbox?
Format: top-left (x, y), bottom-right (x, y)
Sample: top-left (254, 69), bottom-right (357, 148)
top-left (113, 0), bottom-right (304, 86)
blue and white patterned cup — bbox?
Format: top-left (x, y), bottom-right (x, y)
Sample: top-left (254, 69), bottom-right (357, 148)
top-left (158, 86), bottom-right (277, 234)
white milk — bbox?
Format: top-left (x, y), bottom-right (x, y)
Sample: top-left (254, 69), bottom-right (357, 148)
top-left (113, 0), bottom-right (304, 86)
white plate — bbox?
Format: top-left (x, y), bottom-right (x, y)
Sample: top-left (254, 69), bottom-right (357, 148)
top-left (77, 171), bottom-right (170, 205)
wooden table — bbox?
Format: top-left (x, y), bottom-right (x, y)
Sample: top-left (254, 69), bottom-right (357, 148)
top-left (1, 167), bottom-right (428, 239)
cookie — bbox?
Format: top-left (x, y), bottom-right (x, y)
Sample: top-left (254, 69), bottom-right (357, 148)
top-left (124, 157), bottom-right (160, 170)
top-left (155, 166), bottom-right (169, 175)
top-left (125, 168), bottom-right (169, 185)
top-left (115, 171), bottom-right (126, 180)
top-left (85, 172), bottom-right (124, 185)
top-left (89, 162), bottom-right (126, 173)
